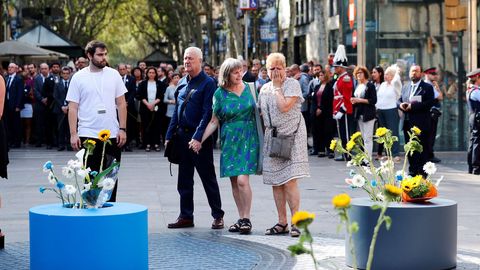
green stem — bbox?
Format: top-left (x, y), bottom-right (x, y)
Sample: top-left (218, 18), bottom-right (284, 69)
top-left (366, 202), bottom-right (389, 270)
top-left (344, 209), bottom-right (358, 270)
top-left (99, 142), bottom-right (107, 173)
top-left (305, 227), bottom-right (319, 270)
top-left (74, 174), bottom-right (83, 209)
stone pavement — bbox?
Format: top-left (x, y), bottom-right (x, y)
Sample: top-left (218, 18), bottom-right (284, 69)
top-left (0, 148), bottom-right (479, 269)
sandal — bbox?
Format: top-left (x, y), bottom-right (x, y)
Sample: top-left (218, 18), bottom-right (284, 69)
top-left (239, 218), bottom-right (252, 235)
top-left (265, 223), bottom-right (289, 235)
top-left (154, 145), bottom-right (161, 152)
top-left (228, 219), bottom-right (242, 232)
top-left (290, 225), bottom-right (301, 238)
top-left (145, 145), bottom-right (151, 152)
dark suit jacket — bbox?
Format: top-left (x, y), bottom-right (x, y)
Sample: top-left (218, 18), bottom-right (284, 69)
top-left (242, 71), bottom-right (256, 83)
top-left (53, 80), bottom-right (69, 114)
top-left (353, 81), bottom-right (377, 122)
top-left (137, 80), bottom-right (166, 116)
top-left (318, 81), bottom-right (334, 117)
top-left (42, 74), bottom-right (58, 108)
top-left (5, 75), bottom-right (24, 110)
top-left (397, 80), bottom-right (435, 131)
top-left (122, 75), bottom-right (137, 106)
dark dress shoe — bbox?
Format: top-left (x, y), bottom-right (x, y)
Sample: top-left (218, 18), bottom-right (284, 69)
top-left (57, 146), bottom-right (66, 151)
top-left (328, 153), bottom-right (335, 159)
top-left (211, 217), bottom-right (224, 229)
top-left (317, 152), bottom-right (326, 157)
top-left (124, 146), bottom-right (132, 152)
top-left (334, 157), bottom-right (345, 161)
top-left (46, 145), bottom-right (52, 150)
top-left (429, 157), bottom-right (441, 163)
top-left (35, 144), bottom-right (42, 147)
top-left (167, 218), bottom-right (194, 229)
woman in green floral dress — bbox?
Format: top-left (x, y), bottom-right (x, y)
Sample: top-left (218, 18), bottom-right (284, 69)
top-left (201, 58), bottom-right (260, 234)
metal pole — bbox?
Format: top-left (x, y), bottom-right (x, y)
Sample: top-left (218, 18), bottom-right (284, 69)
top-left (457, 30), bottom-right (465, 150)
top-left (244, 11), bottom-right (248, 60)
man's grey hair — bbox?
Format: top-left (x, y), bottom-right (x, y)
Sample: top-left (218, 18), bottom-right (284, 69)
top-left (218, 58), bottom-right (243, 88)
top-left (184, 47), bottom-right (203, 61)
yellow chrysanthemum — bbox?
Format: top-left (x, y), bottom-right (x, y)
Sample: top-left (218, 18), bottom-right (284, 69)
top-left (332, 193), bottom-right (351, 208)
top-left (291, 211), bottom-right (315, 226)
top-left (85, 139), bottom-right (96, 145)
top-left (346, 140), bottom-right (356, 151)
top-left (329, 139), bottom-right (337, 151)
top-left (385, 184), bottom-right (402, 196)
top-left (411, 175), bottom-right (423, 187)
top-left (401, 180), bottom-right (413, 192)
top-left (98, 130), bottom-right (111, 142)
top-left (350, 131), bottom-right (362, 141)
top-left (411, 126), bottom-right (421, 135)
top-left (375, 127), bottom-right (388, 137)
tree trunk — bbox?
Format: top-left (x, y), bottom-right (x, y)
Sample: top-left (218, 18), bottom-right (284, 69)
top-left (287, 0), bottom-right (296, 65)
top-left (223, 0), bottom-right (243, 58)
top-left (316, 0), bottom-right (328, 64)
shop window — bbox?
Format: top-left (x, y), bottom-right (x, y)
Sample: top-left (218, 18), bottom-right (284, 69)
top-left (329, 0), bottom-right (338, 17)
top-left (296, 0), bottom-right (312, 26)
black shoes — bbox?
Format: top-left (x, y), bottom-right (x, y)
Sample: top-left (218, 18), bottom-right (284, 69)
top-left (429, 157), bottom-right (441, 163)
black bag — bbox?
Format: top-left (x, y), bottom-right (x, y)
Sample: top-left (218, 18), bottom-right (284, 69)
top-left (164, 89), bottom-right (196, 164)
top-left (265, 100), bottom-right (301, 160)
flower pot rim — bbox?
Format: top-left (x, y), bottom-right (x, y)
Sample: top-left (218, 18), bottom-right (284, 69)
top-left (349, 197), bottom-right (457, 208)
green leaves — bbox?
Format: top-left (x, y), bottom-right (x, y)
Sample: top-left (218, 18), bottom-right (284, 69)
top-left (287, 243), bottom-right (310, 256)
top-left (384, 216), bottom-right (392, 230)
top-left (370, 204), bottom-right (382, 211)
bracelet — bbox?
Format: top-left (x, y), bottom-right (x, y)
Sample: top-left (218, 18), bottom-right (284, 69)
top-left (119, 128), bottom-right (126, 132)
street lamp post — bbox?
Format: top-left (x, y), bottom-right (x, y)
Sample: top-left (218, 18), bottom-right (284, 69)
top-left (457, 30), bottom-right (465, 150)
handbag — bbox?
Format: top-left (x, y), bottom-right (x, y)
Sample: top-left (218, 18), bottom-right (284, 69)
top-left (164, 89), bottom-right (196, 165)
top-left (266, 98), bottom-right (301, 160)
top-left (247, 82), bottom-right (264, 174)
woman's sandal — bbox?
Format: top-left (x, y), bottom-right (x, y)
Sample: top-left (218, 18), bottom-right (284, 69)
top-left (239, 218), bottom-right (252, 235)
top-left (228, 219), bottom-right (242, 232)
top-left (265, 223), bottom-right (289, 235)
top-left (290, 225), bottom-right (301, 238)
top-left (145, 145), bottom-right (151, 152)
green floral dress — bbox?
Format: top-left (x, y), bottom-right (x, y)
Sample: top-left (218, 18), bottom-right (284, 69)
top-left (212, 84), bottom-right (259, 178)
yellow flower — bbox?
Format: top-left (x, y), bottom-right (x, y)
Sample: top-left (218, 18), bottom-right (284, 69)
top-left (350, 131), bottom-right (362, 141)
top-left (401, 180), bottom-right (413, 192)
top-left (375, 127), bottom-right (388, 137)
top-left (385, 184), bottom-right (402, 196)
top-left (98, 130), bottom-right (111, 142)
top-left (411, 126), bottom-right (421, 135)
top-left (86, 139), bottom-right (96, 145)
top-left (329, 139), bottom-right (337, 151)
top-left (291, 211), bottom-right (315, 226)
top-left (346, 140), bottom-right (356, 151)
top-left (332, 193), bottom-right (351, 208)
top-left (411, 175), bottom-right (423, 187)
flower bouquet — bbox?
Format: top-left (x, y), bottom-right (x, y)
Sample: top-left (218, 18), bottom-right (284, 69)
top-left (330, 126), bottom-right (441, 203)
top-left (40, 130), bottom-right (120, 208)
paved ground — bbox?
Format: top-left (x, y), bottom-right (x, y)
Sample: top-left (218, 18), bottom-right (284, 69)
top-left (0, 147), bottom-right (479, 269)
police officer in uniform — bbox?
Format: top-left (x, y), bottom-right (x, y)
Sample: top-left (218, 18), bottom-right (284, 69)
top-left (424, 67), bottom-right (442, 163)
top-left (467, 68), bottom-right (480, 175)
top-left (332, 45), bottom-right (354, 161)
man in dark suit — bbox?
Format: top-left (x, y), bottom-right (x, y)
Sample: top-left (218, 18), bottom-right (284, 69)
top-left (5, 63), bottom-right (24, 148)
top-left (241, 60), bottom-right (256, 83)
top-left (42, 63), bottom-right (61, 149)
top-left (398, 65), bottom-right (435, 176)
top-left (33, 63), bottom-right (50, 147)
top-left (165, 47), bottom-right (224, 230)
top-left (53, 67), bottom-right (71, 151)
top-left (118, 63), bottom-right (137, 152)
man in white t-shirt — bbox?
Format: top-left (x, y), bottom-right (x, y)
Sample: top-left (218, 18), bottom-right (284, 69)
top-left (67, 40), bottom-right (127, 202)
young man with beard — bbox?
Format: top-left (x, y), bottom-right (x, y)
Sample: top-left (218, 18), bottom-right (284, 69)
top-left (67, 40), bottom-right (127, 202)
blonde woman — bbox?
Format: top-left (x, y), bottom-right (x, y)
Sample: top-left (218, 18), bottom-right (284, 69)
top-left (258, 53), bottom-right (309, 237)
top-left (201, 58), bottom-right (260, 234)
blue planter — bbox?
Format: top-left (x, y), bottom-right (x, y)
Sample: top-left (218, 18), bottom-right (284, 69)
top-left (29, 203), bottom-right (148, 270)
top-left (346, 197), bottom-right (457, 270)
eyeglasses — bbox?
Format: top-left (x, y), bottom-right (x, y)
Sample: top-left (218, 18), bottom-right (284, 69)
top-left (269, 67), bottom-right (283, 71)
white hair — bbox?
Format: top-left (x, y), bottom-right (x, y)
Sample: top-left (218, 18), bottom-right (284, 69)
top-left (385, 65), bottom-right (398, 77)
top-left (184, 47), bottom-right (203, 61)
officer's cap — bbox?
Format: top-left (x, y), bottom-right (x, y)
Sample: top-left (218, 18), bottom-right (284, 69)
top-left (467, 68), bottom-right (480, 78)
top-left (424, 67), bottom-right (437, 75)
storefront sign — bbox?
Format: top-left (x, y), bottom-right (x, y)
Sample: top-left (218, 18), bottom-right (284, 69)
top-left (259, 5), bottom-right (277, 42)
top-left (240, 0), bottom-right (258, 10)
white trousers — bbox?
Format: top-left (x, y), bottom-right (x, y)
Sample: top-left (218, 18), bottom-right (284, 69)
top-left (358, 119), bottom-right (376, 158)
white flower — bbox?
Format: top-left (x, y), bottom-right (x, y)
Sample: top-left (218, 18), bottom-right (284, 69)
top-left (62, 166), bottom-right (75, 179)
top-left (65, 185), bottom-right (77, 195)
top-left (423, 162), bottom-right (437, 175)
top-left (346, 161), bottom-right (354, 167)
top-left (395, 170), bottom-right (403, 176)
top-left (77, 168), bottom-right (91, 178)
top-left (376, 193), bottom-right (385, 202)
top-left (48, 171), bottom-right (56, 184)
top-left (67, 159), bottom-right (82, 170)
top-left (99, 178), bottom-right (115, 191)
top-left (351, 175), bottom-right (366, 188)
top-left (75, 149), bottom-right (85, 164)
top-left (362, 166), bottom-right (373, 175)
top-left (83, 182), bottom-right (92, 191)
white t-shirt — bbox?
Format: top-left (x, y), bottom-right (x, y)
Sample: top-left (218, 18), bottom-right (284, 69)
top-left (376, 74), bottom-right (402, 110)
top-left (147, 81), bottom-right (156, 102)
top-left (66, 66), bottom-right (127, 138)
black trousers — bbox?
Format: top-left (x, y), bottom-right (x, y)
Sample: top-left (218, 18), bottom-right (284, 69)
top-left (56, 113), bottom-right (70, 147)
top-left (177, 130), bottom-right (224, 220)
top-left (427, 115), bottom-right (439, 159)
top-left (140, 111), bottom-right (161, 146)
top-left (5, 107), bottom-right (21, 146)
top-left (126, 105), bottom-right (138, 146)
top-left (403, 120), bottom-right (429, 176)
top-left (33, 104), bottom-right (46, 145)
top-left (468, 113), bottom-right (480, 174)
top-left (45, 107), bottom-right (57, 147)
top-left (338, 114), bottom-right (354, 158)
top-left (80, 137), bottom-right (122, 202)
top-left (317, 115), bottom-right (335, 154)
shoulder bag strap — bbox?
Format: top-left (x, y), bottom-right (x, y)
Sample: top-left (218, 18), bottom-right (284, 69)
top-left (175, 89), bottom-right (196, 129)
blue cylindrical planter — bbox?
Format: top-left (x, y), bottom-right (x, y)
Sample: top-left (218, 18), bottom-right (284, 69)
top-left (346, 198), bottom-right (457, 270)
top-left (30, 203), bottom-right (148, 270)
